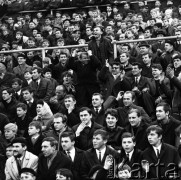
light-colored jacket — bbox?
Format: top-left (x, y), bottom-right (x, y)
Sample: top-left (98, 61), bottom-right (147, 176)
top-left (5, 151), bottom-right (38, 180)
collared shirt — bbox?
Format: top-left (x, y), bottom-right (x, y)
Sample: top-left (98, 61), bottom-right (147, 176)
top-left (94, 107), bottom-right (101, 114)
top-left (27, 79), bottom-right (32, 84)
top-left (66, 147), bottom-right (75, 162)
top-left (153, 143), bottom-right (162, 157)
top-left (96, 146), bottom-right (106, 161)
top-left (126, 149), bottom-right (134, 161)
top-left (86, 121), bottom-right (92, 128)
top-left (27, 98), bottom-right (34, 104)
top-left (112, 73), bottom-right (120, 80)
top-left (47, 151), bottom-right (57, 168)
top-left (17, 90), bottom-right (21, 96)
top-left (36, 79), bottom-right (41, 86)
top-left (135, 75), bottom-right (141, 84)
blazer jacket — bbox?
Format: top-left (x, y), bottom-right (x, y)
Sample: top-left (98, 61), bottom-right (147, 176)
top-left (5, 151), bottom-right (38, 180)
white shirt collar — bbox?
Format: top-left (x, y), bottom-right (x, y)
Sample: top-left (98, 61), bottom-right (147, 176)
top-left (126, 149), bottom-right (134, 161)
top-left (153, 143), bottom-right (162, 155)
top-left (86, 121), bottom-right (92, 128)
top-left (67, 147), bottom-right (75, 162)
top-left (94, 107), bottom-right (101, 113)
top-left (27, 79), bottom-right (32, 84)
top-left (96, 146), bottom-right (106, 161)
top-left (17, 90), bottom-right (21, 95)
top-left (36, 78), bottom-right (41, 85)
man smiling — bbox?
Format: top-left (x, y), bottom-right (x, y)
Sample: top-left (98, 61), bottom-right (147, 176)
top-left (5, 137), bottom-right (38, 180)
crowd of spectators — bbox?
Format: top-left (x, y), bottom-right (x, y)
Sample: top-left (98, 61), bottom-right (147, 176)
top-left (1, 0), bottom-right (181, 180)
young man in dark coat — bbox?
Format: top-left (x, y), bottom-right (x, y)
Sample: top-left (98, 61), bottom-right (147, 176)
top-left (80, 129), bottom-right (119, 180)
top-left (141, 125), bottom-right (181, 179)
top-left (37, 137), bottom-right (72, 180)
top-left (61, 131), bottom-right (84, 180)
top-left (72, 107), bottom-right (102, 151)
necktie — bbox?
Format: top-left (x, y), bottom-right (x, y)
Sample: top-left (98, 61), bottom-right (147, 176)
top-left (98, 151), bottom-right (101, 162)
top-left (31, 137), bottom-right (36, 145)
top-left (36, 81), bottom-right (39, 88)
top-left (126, 153), bottom-right (129, 161)
top-left (95, 108), bottom-right (99, 115)
top-left (156, 149), bottom-right (160, 158)
top-left (28, 101), bottom-right (32, 108)
top-left (67, 151), bottom-right (72, 161)
top-left (135, 77), bottom-right (138, 86)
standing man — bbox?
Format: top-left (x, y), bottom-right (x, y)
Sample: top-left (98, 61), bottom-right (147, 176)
top-left (72, 107), bottom-right (102, 150)
top-left (5, 137), bottom-right (38, 180)
top-left (88, 26), bottom-right (114, 66)
top-left (37, 137), bottom-right (72, 180)
top-left (13, 54), bottom-right (32, 79)
top-left (30, 67), bottom-right (53, 103)
top-left (142, 125), bottom-right (181, 179)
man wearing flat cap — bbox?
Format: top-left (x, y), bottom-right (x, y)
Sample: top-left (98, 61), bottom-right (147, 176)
top-left (160, 39), bottom-right (181, 71)
top-left (20, 168), bottom-right (36, 180)
top-left (5, 137), bottom-right (38, 180)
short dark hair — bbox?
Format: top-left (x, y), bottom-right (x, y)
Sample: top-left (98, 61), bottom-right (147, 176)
top-left (92, 93), bottom-right (103, 99)
top-left (64, 94), bottom-right (76, 101)
top-left (79, 107), bottom-right (92, 115)
top-left (21, 86), bottom-right (34, 94)
top-left (124, 91), bottom-right (136, 101)
top-left (93, 129), bottom-right (109, 140)
top-left (2, 88), bottom-right (14, 95)
top-left (132, 62), bottom-right (142, 69)
top-left (156, 102), bottom-right (171, 115)
top-left (43, 68), bottom-right (52, 74)
top-left (12, 78), bottom-right (22, 86)
top-left (128, 108), bottom-right (141, 117)
top-left (32, 66), bottom-right (42, 74)
top-left (61, 131), bottom-right (76, 142)
top-left (29, 121), bottom-right (42, 133)
top-left (42, 137), bottom-right (58, 149)
top-left (121, 132), bottom-right (136, 143)
top-left (17, 103), bottom-right (27, 111)
top-left (105, 108), bottom-right (118, 119)
top-left (54, 113), bottom-right (67, 124)
top-left (146, 125), bottom-right (163, 137)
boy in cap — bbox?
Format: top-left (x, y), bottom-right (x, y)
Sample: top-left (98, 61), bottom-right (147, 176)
top-left (20, 168), bottom-right (36, 180)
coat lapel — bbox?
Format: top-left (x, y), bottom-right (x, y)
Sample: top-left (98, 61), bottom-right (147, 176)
top-left (11, 157), bottom-right (19, 178)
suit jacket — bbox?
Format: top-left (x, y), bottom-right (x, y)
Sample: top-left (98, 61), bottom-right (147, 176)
top-left (30, 77), bottom-right (53, 103)
top-left (26, 134), bottom-right (45, 156)
top-left (5, 151), bottom-right (38, 180)
top-left (24, 99), bottom-right (37, 119)
top-left (125, 121), bottom-right (150, 151)
top-left (98, 66), bottom-right (132, 99)
top-left (118, 148), bottom-right (142, 178)
top-left (147, 77), bottom-right (170, 100)
top-left (72, 121), bottom-right (103, 151)
top-left (116, 104), bottom-right (151, 127)
top-left (88, 36), bottom-right (114, 66)
top-left (142, 143), bottom-right (180, 179)
top-left (63, 148), bottom-right (84, 180)
top-left (130, 76), bottom-right (149, 91)
top-left (81, 146), bottom-right (119, 180)
top-left (151, 116), bottom-right (181, 147)
top-left (13, 64), bottom-right (32, 78)
top-left (37, 151), bottom-right (72, 180)
top-left (0, 72), bottom-right (16, 93)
